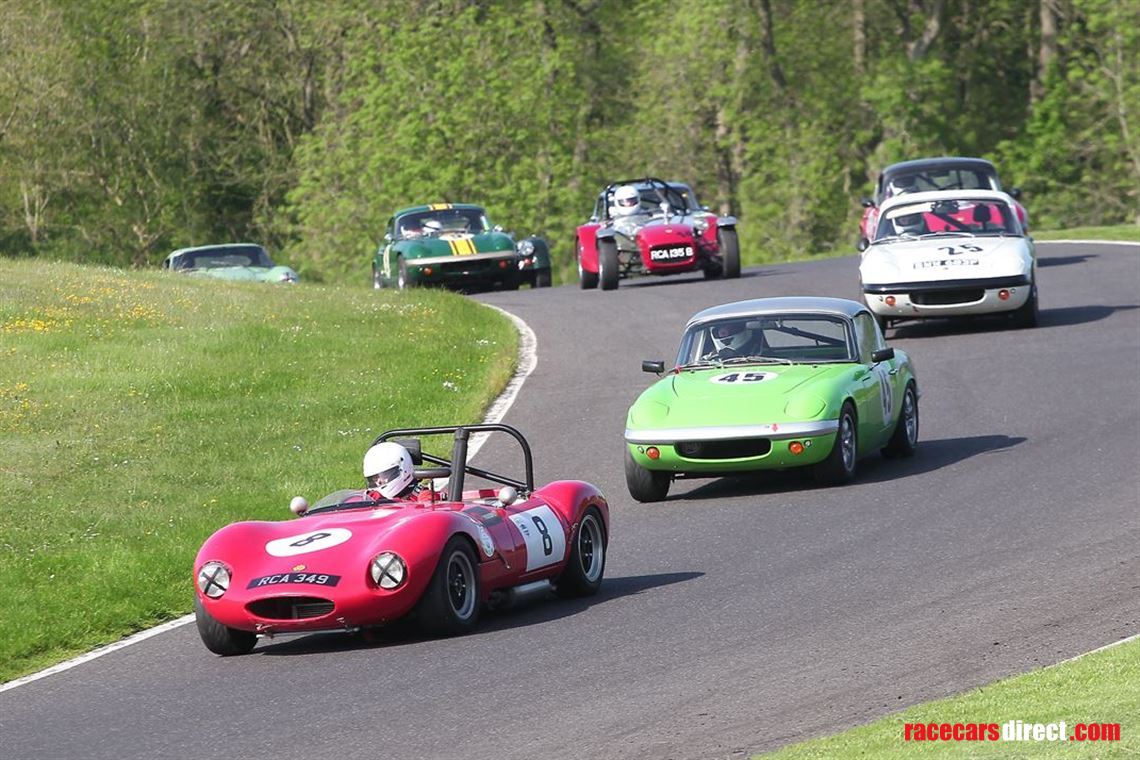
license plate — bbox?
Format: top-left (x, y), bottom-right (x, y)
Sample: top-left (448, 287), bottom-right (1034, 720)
top-left (650, 246), bottom-right (693, 261)
top-left (247, 572), bottom-right (341, 589)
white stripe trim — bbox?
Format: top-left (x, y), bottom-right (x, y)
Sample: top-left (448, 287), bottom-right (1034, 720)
top-left (2, 306), bottom-right (539, 690)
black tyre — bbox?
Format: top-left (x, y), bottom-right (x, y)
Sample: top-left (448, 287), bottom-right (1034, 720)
top-left (598, 239), bottom-right (619, 290)
top-left (535, 269), bottom-right (552, 288)
top-left (813, 402), bottom-right (858, 485)
top-left (873, 312), bottom-right (890, 335)
top-left (719, 227), bottom-right (741, 279)
top-left (1011, 285), bottom-right (1038, 328)
top-left (882, 382), bottom-right (919, 458)
top-left (372, 264), bottom-right (385, 290)
top-left (194, 595), bottom-right (257, 656)
top-left (415, 536), bottom-right (481, 637)
top-left (702, 260), bottom-right (724, 279)
top-left (553, 507), bottom-right (607, 598)
top-left (396, 256), bottom-right (410, 290)
top-left (624, 447), bottom-right (670, 502)
top-left (578, 244), bottom-right (599, 289)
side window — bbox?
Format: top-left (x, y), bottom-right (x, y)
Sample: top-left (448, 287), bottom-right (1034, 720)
top-left (853, 313), bottom-right (879, 363)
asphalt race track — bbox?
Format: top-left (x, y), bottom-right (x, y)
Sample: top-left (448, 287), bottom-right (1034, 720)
top-left (2, 241), bottom-right (1138, 760)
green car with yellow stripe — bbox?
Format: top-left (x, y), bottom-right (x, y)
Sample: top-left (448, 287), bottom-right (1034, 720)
top-left (373, 203), bottom-right (551, 290)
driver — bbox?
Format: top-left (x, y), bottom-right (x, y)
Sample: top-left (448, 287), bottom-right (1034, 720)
top-left (709, 321), bottom-right (756, 359)
top-left (893, 211), bottom-right (929, 236)
top-left (611, 184), bottom-right (650, 236)
top-left (362, 442), bottom-right (418, 499)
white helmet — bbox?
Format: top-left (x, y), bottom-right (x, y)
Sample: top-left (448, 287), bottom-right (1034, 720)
top-left (711, 322), bottom-right (752, 353)
top-left (362, 442), bottom-right (415, 499)
top-left (612, 185), bottom-right (640, 217)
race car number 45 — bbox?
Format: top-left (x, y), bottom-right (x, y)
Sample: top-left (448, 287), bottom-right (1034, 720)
top-left (650, 246), bottom-right (693, 261)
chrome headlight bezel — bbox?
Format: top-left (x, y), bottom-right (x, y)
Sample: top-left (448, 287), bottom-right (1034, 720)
top-left (517, 239), bottom-right (535, 256)
top-left (197, 561), bottom-right (232, 599)
top-left (370, 551), bottom-right (407, 590)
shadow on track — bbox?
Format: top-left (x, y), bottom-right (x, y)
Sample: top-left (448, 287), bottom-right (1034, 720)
top-left (253, 571), bottom-right (702, 657)
top-left (1037, 253), bottom-right (1098, 268)
top-left (1038, 304), bottom-right (1139, 328)
top-left (665, 434), bottom-right (1026, 501)
top-left (888, 304), bottom-right (1136, 339)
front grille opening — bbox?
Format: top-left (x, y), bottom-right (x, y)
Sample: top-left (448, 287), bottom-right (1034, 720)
top-left (912, 289), bottom-right (984, 305)
top-left (676, 439), bottom-right (771, 460)
top-left (247, 597), bottom-right (335, 620)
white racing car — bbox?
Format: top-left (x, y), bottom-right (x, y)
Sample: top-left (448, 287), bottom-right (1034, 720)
top-left (859, 189), bottom-right (1037, 333)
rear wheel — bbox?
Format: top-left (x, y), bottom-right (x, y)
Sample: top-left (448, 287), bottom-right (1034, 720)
top-left (553, 507), bottom-right (606, 597)
top-left (415, 536), bottom-right (480, 637)
top-left (624, 447), bottom-right (670, 502)
top-left (1011, 285), bottom-right (1038, 328)
top-left (813, 402), bottom-right (858, 485)
top-left (719, 227), bottom-right (741, 279)
top-left (578, 243), bottom-right (598, 289)
top-left (194, 595), bottom-right (257, 656)
top-left (598, 239), bottom-right (619, 290)
top-left (882, 382), bottom-right (919, 458)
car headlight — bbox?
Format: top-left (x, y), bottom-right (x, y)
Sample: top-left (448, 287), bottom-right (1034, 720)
top-left (197, 561), bottom-right (231, 599)
top-left (517, 239), bottom-right (535, 256)
top-left (694, 218), bottom-right (709, 233)
top-left (370, 552), bottom-right (406, 589)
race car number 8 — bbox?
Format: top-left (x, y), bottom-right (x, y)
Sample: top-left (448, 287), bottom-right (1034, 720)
top-left (266, 528), bottom-right (353, 557)
top-left (508, 505), bottom-right (567, 571)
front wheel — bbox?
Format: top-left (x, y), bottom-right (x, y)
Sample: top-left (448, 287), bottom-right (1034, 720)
top-left (624, 447), bottom-right (670, 502)
top-left (598, 239), bottom-right (619, 290)
top-left (535, 269), bottom-right (552, 288)
top-left (882, 382), bottom-right (919, 458)
top-left (415, 536), bottom-right (481, 637)
top-left (1011, 285), bottom-right (1038, 328)
top-left (372, 265), bottom-right (385, 290)
top-left (578, 243), bottom-right (599, 290)
top-left (194, 595), bottom-right (257, 656)
top-left (554, 507), bottom-right (607, 597)
top-left (813, 402), bottom-right (858, 485)
top-left (719, 227), bottom-right (740, 279)
top-left (396, 256), bottom-right (410, 290)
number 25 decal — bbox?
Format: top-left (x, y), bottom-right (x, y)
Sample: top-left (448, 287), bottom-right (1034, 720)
top-left (937, 244), bottom-right (983, 255)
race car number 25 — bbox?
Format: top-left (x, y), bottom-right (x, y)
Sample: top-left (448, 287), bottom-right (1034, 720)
top-left (508, 505), bottom-right (567, 572)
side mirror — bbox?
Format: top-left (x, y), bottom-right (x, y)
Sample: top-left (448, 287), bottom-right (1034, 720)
top-left (871, 347), bottom-right (895, 363)
top-left (394, 438), bottom-right (422, 465)
top-left (493, 224), bottom-right (504, 232)
top-left (289, 496), bottom-right (309, 516)
top-left (1009, 187), bottom-right (1022, 200)
top-left (701, 205), bottom-right (710, 212)
top-left (860, 197), bottom-right (874, 208)
top-left (856, 238), bottom-right (869, 252)
top-left (497, 486), bottom-right (519, 506)
top-left (642, 360), bottom-right (665, 374)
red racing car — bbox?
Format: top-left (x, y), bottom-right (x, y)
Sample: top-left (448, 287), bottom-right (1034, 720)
top-left (193, 424), bottom-right (609, 654)
top-left (576, 177), bottom-right (740, 291)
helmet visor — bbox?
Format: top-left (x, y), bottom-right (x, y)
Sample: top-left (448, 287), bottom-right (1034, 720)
top-left (367, 465), bottom-right (404, 489)
top-left (616, 195), bottom-right (639, 208)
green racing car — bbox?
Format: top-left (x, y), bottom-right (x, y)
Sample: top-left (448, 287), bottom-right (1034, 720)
top-left (624, 297), bottom-right (920, 501)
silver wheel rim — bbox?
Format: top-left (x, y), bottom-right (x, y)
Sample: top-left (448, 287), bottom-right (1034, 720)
top-left (373, 268), bottom-right (382, 289)
top-left (578, 514), bottom-right (604, 583)
top-left (840, 413), bottom-right (856, 471)
top-left (903, 389), bottom-right (917, 445)
top-left (397, 263), bottom-right (406, 290)
top-left (446, 550), bottom-right (476, 620)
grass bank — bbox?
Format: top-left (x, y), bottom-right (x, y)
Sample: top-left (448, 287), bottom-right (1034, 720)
top-left (1033, 224), bottom-right (1140, 242)
top-left (0, 260), bottom-right (516, 682)
top-left (759, 637), bottom-right (1139, 758)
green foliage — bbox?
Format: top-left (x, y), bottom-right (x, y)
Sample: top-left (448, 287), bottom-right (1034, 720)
top-left (0, 258), bottom-right (516, 682)
top-left (1, 0), bottom-right (1137, 274)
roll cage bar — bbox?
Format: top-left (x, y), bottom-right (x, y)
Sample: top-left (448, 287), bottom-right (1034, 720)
top-left (372, 423), bottom-right (535, 499)
top-left (597, 177), bottom-right (690, 222)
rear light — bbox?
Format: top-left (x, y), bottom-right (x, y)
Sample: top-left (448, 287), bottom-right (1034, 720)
top-left (885, 296), bottom-right (896, 307)
top-left (998, 289), bottom-right (1010, 300)
top-left (498, 260), bottom-right (508, 269)
top-left (789, 442), bottom-right (804, 456)
top-left (647, 447), bottom-right (660, 460)
top-left (423, 267), bottom-right (433, 276)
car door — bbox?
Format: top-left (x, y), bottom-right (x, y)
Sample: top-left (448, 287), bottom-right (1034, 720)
top-left (852, 313), bottom-right (894, 446)
top-left (500, 497), bottom-right (570, 578)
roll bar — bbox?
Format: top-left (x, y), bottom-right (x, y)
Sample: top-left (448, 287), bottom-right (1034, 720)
top-left (372, 423), bottom-right (535, 498)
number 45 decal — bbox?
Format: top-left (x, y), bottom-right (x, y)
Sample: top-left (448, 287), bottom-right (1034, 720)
top-left (938, 244), bottom-right (983, 255)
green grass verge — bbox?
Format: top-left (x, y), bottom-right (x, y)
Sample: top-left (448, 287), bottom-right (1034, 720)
top-left (1033, 224), bottom-right (1140, 242)
top-left (0, 259), bottom-right (516, 683)
top-left (758, 638), bottom-right (1140, 758)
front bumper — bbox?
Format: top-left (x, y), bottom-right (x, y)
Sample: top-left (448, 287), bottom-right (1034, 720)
top-left (863, 275), bottom-right (1031, 318)
top-left (625, 420), bottom-right (839, 473)
top-left (408, 252), bottom-right (519, 286)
